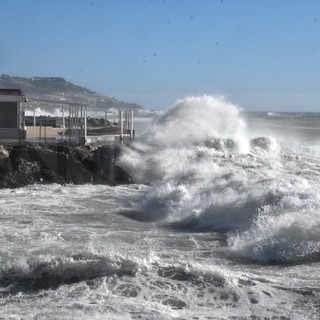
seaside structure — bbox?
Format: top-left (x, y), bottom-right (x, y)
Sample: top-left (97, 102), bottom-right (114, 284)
top-left (86, 110), bottom-right (134, 145)
top-left (0, 89), bottom-right (135, 145)
top-left (26, 107), bottom-right (134, 145)
top-left (26, 99), bottom-right (88, 144)
top-left (0, 89), bottom-right (27, 141)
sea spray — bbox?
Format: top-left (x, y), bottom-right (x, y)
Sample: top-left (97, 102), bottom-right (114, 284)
top-left (120, 95), bottom-right (250, 183)
top-left (119, 95), bottom-right (278, 225)
top-left (143, 95), bottom-right (249, 151)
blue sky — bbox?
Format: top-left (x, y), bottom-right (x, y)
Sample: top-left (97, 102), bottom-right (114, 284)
top-left (1, 0), bottom-right (319, 111)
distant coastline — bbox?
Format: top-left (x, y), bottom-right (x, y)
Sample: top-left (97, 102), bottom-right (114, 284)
top-left (0, 74), bottom-right (148, 115)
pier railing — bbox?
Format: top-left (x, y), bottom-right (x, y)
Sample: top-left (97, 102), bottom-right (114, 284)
top-left (25, 107), bottom-right (135, 145)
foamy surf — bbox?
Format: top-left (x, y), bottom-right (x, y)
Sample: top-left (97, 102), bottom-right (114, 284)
top-left (119, 96), bottom-right (320, 264)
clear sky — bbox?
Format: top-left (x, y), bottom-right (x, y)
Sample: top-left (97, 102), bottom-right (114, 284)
top-left (1, 0), bottom-right (319, 111)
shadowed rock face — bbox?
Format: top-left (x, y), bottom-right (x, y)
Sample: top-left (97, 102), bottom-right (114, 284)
top-left (0, 143), bottom-right (133, 189)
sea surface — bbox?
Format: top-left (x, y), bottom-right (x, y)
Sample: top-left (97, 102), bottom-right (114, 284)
top-left (1, 96), bottom-right (320, 319)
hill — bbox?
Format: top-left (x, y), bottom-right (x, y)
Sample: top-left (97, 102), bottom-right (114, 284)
top-left (0, 74), bottom-right (145, 113)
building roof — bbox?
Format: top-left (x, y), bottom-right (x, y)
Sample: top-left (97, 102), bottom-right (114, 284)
top-left (0, 89), bottom-right (24, 96)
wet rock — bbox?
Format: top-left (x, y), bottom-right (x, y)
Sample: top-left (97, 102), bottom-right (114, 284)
top-left (0, 143), bottom-right (134, 189)
top-left (92, 146), bottom-right (133, 184)
top-left (0, 171), bottom-right (35, 189)
top-left (0, 145), bottom-right (11, 172)
top-left (32, 146), bottom-right (68, 176)
top-left (15, 158), bottom-right (41, 174)
top-left (41, 169), bottom-right (65, 184)
top-left (112, 164), bottom-right (134, 184)
top-left (67, 157), bottom-right (93, 184)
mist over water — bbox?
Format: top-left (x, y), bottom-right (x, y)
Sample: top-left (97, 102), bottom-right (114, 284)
top-left (2, 95), bottom-right (320, 319)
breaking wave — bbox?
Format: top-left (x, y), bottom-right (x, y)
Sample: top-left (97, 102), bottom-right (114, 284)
top-left (0, 253), bottom-right (137, 294)
top-left (0, 249), bottom-right (311, 319)
top-left (119, 95), bottom-right (320, 263)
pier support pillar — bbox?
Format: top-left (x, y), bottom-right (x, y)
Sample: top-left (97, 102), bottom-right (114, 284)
top-left (119, 110), bottom-right (123, 144)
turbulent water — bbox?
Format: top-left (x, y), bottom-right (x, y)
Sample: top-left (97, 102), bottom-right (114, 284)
top-left (1, 96), bottom-right (320, 319)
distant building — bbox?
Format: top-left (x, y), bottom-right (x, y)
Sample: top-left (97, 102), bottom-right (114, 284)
top-left (0, 89), bottom-right (26, 141)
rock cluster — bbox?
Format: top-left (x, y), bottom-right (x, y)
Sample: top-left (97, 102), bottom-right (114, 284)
top-left (0, 143), bottom-right (133, 189)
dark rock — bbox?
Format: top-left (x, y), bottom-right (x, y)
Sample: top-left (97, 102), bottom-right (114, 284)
top-left (30, 146), bottom-right (68, 177)
top-left (15, 158), bottom-right (41, 174)
top-left (0, 157), bottom-right (12, 172)
top-left (0, 143), bottom-right (134, 189)
top-left (92, 146), bottom-right (133, 184)
top-left (66, 157), bottom-right (93, 184)
top-left (9, 145), bottom-right (33, 167)
top-left (112, 164), bottom-right (134, 184)
top-left (0, 171), bottom-right (35, 188)
top-left (41, 169), bottom-right (65, 184)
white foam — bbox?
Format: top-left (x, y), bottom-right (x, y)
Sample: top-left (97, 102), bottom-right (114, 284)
top-left (0, 182), bottom-right (319, 319)
top-left (140, 95), bottom-right (247, 149)
top-left (119, 97), bottom-right (320, 264)
top-left (227, 174), bottom-right (320, 262)
top-left (25, 107), bottom-right (64, 117)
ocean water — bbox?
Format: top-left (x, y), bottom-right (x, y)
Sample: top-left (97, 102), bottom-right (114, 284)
top-left (1, 96), bottom-right (320, 319)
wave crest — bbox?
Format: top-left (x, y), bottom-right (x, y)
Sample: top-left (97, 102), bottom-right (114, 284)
top-left (0, 253), bottom-right (137, 293)
top-left (144, 95), bottom-right (249, 151)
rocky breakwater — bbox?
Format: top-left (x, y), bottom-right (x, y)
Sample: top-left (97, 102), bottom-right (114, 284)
top-left (0, 143), bottom-right (133, 189)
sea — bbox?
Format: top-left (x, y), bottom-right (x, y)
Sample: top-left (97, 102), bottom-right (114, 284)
top-left (1, 95), bottom-right (320, 319)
